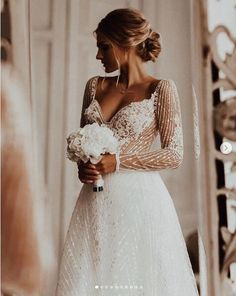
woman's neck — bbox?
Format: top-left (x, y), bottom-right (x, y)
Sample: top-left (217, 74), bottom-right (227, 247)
top-left (119, 54), bottom-right (150, 89)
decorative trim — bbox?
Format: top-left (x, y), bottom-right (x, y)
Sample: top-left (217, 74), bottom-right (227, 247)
top-left (209, 24), bottom-right (236, 296)
top-left (210, 25), bottom-right (236, 88)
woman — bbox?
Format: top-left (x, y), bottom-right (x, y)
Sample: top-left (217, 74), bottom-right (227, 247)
top-left (56, 8), bottom-right (199, 296)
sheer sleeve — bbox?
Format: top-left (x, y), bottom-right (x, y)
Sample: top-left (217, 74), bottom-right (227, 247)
top-left (119, 80), bottom-right (184, 171)
top-left (80, 77), bottom-right (97, 128)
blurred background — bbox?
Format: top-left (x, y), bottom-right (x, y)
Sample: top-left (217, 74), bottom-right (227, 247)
top-left (1, 0), bottom-right (236, 295)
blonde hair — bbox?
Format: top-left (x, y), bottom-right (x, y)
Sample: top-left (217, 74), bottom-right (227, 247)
top-left (94, 8), bottom-right (161, 62)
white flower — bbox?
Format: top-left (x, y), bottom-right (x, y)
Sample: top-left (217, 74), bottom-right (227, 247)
top-left (66, 123), bottom-right (119, 164)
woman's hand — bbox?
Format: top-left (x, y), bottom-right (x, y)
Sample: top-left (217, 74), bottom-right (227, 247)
top-left (77, 161), bottom-right (100, 184)
top-left (94, 153), bottom-right (117, 174)
top-left (77, 154), bottom-right (117, 184)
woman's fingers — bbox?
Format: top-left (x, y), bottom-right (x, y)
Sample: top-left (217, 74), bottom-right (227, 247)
top-left (78, 170), bottom-right (96, 183)
top-left (78, 169), bottom-right (99, 178)
top-left (86, 163), bottom-right (96, 169)
top-left (78, 165), bottom-right (100, 184)
top-left (80, 167), bottom-right (100, 178)
top-left (82, 167), bottom-right (100, 176)
top-left (78, 162), bottom-right (99, 173)
top-left (79, 162), bottom-right (96, 169)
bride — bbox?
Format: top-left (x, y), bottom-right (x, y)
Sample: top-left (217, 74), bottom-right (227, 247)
top-left (56, 8), bottom-right (199, 296)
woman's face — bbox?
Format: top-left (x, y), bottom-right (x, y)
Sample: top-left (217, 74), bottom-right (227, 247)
top-left (96, 33), bottom-right (124, 73)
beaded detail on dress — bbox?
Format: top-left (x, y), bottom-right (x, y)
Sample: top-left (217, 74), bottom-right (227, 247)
top-left (82, 76), bottom-right (183, 171)
top-left (56, 76), bottom-right (199, 296)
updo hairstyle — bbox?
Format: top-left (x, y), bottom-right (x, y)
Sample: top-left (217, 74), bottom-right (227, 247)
top-left (94, 8), bottom-right (161, 62)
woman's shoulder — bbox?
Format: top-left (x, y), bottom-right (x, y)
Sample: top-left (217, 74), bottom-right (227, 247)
top-left (156, 79), bottom-right (179, 105)
top-left (84, 76), bottom-right (113, 100)
top-left (155, 79), bottom-right (178, 93)
top-left (85, 75), bottom-right (100, 86)
top-left (85, 75), bottom-right (112, 90)
top-left (93, 75), bottom-right (117, 97)
top-left (145, 76), bottom-right (176, 91)
top-left (148, 77), bottom-right (173, 94)
top-left (84, 76), bottom-right (100, 94)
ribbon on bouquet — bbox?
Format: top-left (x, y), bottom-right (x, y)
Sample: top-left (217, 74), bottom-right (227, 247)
top-left (93, 175), bottom-right (104, 192)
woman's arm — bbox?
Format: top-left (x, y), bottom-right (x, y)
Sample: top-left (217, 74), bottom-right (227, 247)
top-left (78, 77), bottom-right (101, 183)
top-left (118, 80), bottom-right (184, 170)
top-left (80, 77), bottom-right (96, 128)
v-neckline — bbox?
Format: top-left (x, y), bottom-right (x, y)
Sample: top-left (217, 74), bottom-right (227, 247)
top-left (91, 76), bottom-right (163, 124)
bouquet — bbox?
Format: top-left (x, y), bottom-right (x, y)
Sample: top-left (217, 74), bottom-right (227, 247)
top-left (66, 123), bottom-right (119, 192)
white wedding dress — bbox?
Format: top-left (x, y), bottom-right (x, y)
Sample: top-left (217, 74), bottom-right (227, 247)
top-left (56, 76), bottom-right (199, 295)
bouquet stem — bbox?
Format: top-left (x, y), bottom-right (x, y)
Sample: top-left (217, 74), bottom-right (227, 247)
top-left (93, 175), bottom-right (104, 192)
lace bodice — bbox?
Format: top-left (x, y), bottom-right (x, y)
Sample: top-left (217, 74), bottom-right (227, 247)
top-left (80, 76), bottom-right (183, 171)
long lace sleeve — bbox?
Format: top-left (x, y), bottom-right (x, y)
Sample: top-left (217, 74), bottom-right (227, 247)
top-left (119, 80), bottom-right (183, 170)
top-left (80, 77), bottom-right (96, 128)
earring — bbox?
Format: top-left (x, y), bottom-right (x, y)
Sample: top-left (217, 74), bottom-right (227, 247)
top-left (101, 70), bottom-right (106, 91)
top-left (116, 70), bottom-right (120, 88)
top-left (115, 58), bottom-right (120, 88)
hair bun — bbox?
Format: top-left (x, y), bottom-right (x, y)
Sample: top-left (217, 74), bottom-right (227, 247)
top-left (138, 31), bottom-right (162, 62)
top-left (95, 9), bottom-right (162, 63)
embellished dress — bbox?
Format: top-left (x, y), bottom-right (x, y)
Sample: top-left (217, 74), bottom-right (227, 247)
top-left (56, 76), bottom-right (199, 296)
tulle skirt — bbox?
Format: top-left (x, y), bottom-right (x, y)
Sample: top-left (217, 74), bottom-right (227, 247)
top-left (56, 170), bottom-right (199, 296)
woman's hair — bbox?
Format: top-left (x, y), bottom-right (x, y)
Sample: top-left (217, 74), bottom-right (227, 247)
top-left (94, 8), bottom-right (161, 62)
